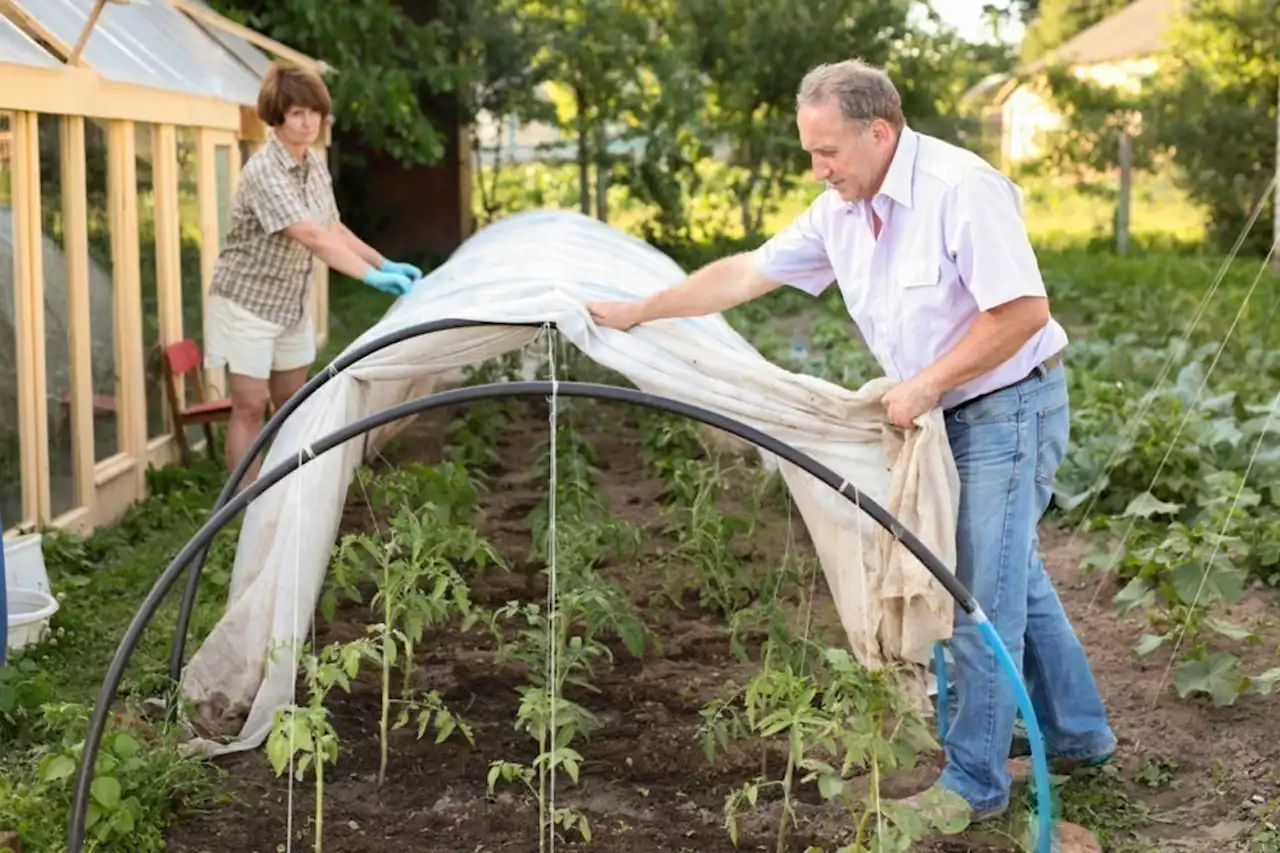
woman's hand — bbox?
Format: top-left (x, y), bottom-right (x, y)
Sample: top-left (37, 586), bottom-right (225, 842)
top-left (363, 267), bottom-right (413, 295)
top-left (379, 259), bottom-right (423, 280)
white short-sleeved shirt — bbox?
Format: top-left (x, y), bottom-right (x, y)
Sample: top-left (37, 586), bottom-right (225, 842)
top-left (751, 125), bottom-right (1067, 410)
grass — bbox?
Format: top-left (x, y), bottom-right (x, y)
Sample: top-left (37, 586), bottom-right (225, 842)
top-left (0, 280), bottom-right (406, 853)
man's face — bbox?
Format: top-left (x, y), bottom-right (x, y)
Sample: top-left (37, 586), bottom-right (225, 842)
top-left (797, 98), bottom-right (894, 202)
top-left (279, 105), bottom-right (322, 148)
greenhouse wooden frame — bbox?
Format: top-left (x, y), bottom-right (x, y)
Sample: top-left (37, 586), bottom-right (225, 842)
top-left (0, 1), bottom-right (331, 536)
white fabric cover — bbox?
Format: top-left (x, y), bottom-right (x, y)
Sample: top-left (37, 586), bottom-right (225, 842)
top-left (180, 210), bottom-right (960, 756)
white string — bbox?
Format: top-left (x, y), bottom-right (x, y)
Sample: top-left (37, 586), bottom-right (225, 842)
top-left (1150, 388), bottom-right (1279, 708)
top-left (1146, 244), bottom-right (1280, 705)
top-left (799, 477), bottom-right (852, 663)
top-left (544, 325), bottom-right (559, 853)
top-left (284, 448), bottom-right (309, 853)
top-left (792, 474), bottom-right (816, 665)
top-left (1086, 241), bottom-right (1278, 610)
top-left (847, 481), bottom-right (883, 843)
top-left (1066, 173), bottom-right (1277, 556)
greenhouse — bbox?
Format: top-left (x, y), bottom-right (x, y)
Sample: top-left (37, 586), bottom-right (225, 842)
top-left (0, 0), bottom-right (331, 535)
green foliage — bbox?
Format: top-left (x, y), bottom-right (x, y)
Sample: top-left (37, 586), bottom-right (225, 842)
top-left (0, 703), bottom-right (214, 853)
top-left (1147, 0), bottom-right (1279, 253)
top-left (1020, 63), bottom-right (1152, 181)
top-left (524, 0), bottom-right (654, 217)
top-left (1018, 0), bottom-right (1131, 62)
top-left (1025, 0), bottom-right (1277, 254)
top-left (687, 0), bottom-right (914, 236)
top-left (702, 648), bottom-right (964, 852)
top-left (213, 0), bottom-right (453, 165)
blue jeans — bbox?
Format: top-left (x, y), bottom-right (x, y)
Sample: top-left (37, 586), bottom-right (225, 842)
top-left (939, 363), bottom-right (1115, 814)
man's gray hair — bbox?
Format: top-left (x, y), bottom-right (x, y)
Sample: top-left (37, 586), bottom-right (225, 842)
top-left (796, 59), bottom-right (905, 130)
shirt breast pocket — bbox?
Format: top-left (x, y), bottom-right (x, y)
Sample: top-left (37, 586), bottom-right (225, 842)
top-left (896, 260), bottom-right (941, 291)
top-left (894, 259), bottom-right (946, 344)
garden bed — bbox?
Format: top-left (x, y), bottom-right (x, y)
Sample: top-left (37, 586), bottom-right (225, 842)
top-left (163, 387), bottom-right (1280, 853)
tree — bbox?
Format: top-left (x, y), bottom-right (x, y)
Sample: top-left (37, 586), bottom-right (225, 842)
top-left (1148, 0), bottom-right (1278, 253)
top-left (607, 0), bottom-right (715, 246)
top-left (687, 0), bottom-right (916, 236)
top-left (520, 0), bottom-right (653, 220)
top-left (211, 0), bottom-right (466, 167)
top-left (886, 5), bottom-right (1017, 146)
top-left (445, 0), bottom-right (554, 225)
top-left (1021, 63), bottom-right (1151, 180)
top-left (1019, 0), bottom-right (1132, 62)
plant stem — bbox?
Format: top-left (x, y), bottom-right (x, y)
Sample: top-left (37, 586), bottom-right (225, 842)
top-left (403, 637), bottom-right (415, 698)
top-left (379, 566), bottom-right (392, 787)
top-left (776, 739), bottom-right (796, 853)
top-left (315, 745), bottom-right (325, 853)
top-left (539, 723), bottom-right (548, 853)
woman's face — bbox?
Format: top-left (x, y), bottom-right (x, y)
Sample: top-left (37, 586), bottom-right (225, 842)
top-left (279, 104), bottom-right (322, 148)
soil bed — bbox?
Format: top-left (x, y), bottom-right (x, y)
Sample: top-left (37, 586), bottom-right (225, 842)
top-left (166, 398), bottom-right (1280, 853)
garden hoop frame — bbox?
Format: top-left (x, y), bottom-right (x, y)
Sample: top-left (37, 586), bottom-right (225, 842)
top-left (67, 320), bottom-right (1056, 853)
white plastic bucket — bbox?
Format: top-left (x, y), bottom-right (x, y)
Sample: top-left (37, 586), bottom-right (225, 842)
top-left (4, 533), bottom-right (49, 593)
top-left (7, 588), bottom-right (59, 652)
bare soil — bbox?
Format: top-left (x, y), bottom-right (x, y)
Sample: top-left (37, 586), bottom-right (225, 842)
top-left (165, 400), bottom-right (1280, 853)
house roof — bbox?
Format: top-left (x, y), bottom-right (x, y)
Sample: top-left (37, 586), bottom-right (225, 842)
top-left (1048, 0), bottom-right (1180, 66)
top-left (963, 0), bottom-right (1181, 105)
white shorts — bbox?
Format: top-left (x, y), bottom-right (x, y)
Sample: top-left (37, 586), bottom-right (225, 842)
top-left (203, 294), bottom-right (316, 380)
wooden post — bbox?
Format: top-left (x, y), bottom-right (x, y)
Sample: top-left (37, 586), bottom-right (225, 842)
top-left (1116, 131), bottom-right (1132, 255)
top-left (107, 120), bottom-right (146, 496)
top-left (61, 116), bottom-right (94, 511)
top-left (594, 125), bottom-right (609, 224)
top-left (11, 111), bottom-right (45, 527)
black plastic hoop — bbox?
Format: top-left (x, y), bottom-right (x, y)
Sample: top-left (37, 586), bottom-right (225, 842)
top-left (64, 357), bottom-right (1055, 852)
top-left (168, 318), bottom-right (540, 685)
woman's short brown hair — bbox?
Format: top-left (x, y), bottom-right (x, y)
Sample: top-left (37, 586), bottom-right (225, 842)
top-left (257, 62), bottom-right (332, 126)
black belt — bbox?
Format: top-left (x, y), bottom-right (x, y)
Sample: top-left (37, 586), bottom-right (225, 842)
top-left (945, 352), bottom-right (1063, 414)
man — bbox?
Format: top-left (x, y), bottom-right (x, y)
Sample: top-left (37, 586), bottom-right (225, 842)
top-left (586, 58), bottom-right (1115, 822)
top-left (206, 62), bottom-right (422, 484)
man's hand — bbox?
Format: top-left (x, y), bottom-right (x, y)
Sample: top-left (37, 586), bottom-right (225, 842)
top-left (880, 375), bottom-right (942, 429)
top-left (587, 299), bottom-right (646, 331)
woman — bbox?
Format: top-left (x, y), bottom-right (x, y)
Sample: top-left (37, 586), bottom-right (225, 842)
top-left (205, 62), bottom-right (421, 483)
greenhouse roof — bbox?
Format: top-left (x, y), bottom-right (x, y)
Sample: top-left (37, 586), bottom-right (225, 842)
top-left (0, 0), bottom-right (327, 107)
top-left (0, 12), bottom-right (60, 69)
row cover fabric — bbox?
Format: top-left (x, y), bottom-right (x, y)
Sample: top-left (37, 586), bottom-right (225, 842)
top-left (180, 209), bottom-right (961, 756)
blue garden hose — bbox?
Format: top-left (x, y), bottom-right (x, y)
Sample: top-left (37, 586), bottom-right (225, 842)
top-left (983, 615), bottom-right (1054, 852)
top-left (933, 640), bottom-right (949, 740)
top-left (936, 616), bottom-right (1054, 852)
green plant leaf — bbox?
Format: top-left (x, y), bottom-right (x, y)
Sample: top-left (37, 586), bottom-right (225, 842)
top-left (1173, 652), bottom-right (1248, 707)
top-left (90, 776), bottom-right (122, 811)
top-left (1123, 491), bottom-right (1183, 518)
top-left (111, 733), bottom-right (142, 759)
top-left (1251, 667), bottom-right (1280, 695)
top-left (39, 753), bottom-right (77, 782)
top-left (1133, 633), bottom-right (1167, 657)
top-left (1170, 561), bottom-right (1246, 607)
top-left (817, 772), bottom-right (844, 801)
top-left (1203, 615), bottom-right (1256, 642)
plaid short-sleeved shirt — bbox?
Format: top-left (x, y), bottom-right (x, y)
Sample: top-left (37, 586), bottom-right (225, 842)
top-left (208, 134), bottom-right (340, 328)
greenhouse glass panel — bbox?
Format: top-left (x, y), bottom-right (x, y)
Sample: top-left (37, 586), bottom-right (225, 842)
top-left (0, 13), bottom-right (60, 68)
top-left (182, 0), bottom-right (273, 78)
top-left (13, 0), bottom-right (263, 103)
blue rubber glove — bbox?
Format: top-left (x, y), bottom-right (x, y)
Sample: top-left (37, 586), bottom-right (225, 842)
top-left (362, 267), bottom-right (412, 296)
top-left (380, 259), bottom-right (423, 280)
